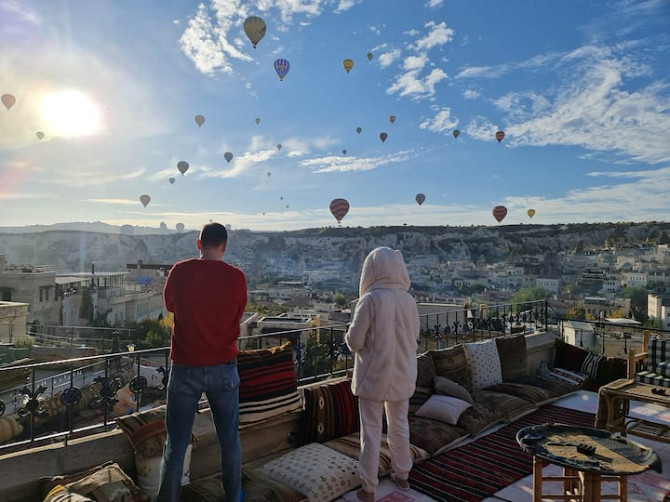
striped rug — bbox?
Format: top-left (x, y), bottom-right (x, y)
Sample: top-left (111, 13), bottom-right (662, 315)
top-left (408, 405), bottom-right (595, 502)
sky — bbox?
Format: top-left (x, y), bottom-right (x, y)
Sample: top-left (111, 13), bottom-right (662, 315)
top-left (1, 0), bottom-right (669, 232)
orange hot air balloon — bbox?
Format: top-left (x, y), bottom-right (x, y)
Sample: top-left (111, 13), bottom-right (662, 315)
top-left (527, 208), bottom-right (536, 219)
top-left (492, 205), bottom-right (507, 222)
top-left (379, 132), bottom-right (387, 143)
top-left (452, 129), bottom-right (460, 138)
top-left (495, 130), bottom-right (505, 143)
top-left (140, 195), bottom-right (151, 208)
top-left (389, 115), bottom-right (396, 124)
top-left (415, 193), bottom-right (426, 205)
top-left (343, 59), bottom-right (354, 73)
top-left (329, 198), bottom-right (350, 223)
top-left (1, 94), bottom-right (16, 110)
top-left (36, 131), bottom-right (45, 140)
top-left (194, 114), bottom-right (205, 127)
top-left (177, 161), bottom-right (189, 175)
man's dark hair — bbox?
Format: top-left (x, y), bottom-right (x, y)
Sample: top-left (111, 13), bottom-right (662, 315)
top-left (199, 222), bottom-right (228, 248)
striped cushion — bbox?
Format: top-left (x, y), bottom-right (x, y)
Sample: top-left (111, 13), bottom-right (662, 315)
top-left (115, 406), bottom-right (166, 438)
top-left (580, 353), bottom-right (603, 380)
top-left (648, 338), bottom-right (670, 376)
top-left (301, 378), bottom-right (359, 443)
top-left (238, 342), bottom-right (302, 426)
top-left (635, 370), bottom-right (670, 388)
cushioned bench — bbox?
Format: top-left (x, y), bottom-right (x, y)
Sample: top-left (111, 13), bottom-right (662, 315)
top-left (629, 330), bottom-right (670, 388)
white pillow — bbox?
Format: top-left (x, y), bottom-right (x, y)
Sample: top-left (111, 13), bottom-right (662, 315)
top-left (415, 394), bottom-right (472, 425)
top-left (464, 339), bottom-right (503, 391)
top-left (433, 375), bottom-right (474, 404)
top-left (257, 443), bottom-right (360, 501)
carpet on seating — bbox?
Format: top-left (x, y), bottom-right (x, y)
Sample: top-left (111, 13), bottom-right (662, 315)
top-left (408, 404), bottom-right (595, 502)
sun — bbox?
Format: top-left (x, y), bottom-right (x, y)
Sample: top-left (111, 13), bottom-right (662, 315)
top-left (41, 90), bottom-right (103, 137)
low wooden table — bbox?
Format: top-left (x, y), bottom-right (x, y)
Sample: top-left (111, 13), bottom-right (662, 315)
top-left (597, 379), bottom-right (670, 443)
top-left (517, 424), bottom-right (661, 502)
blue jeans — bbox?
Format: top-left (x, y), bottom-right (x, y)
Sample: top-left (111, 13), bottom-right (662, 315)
top-left (157, 361), bottom-right (241, 502)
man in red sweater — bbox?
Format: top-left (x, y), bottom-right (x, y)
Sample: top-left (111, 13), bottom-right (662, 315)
top-left (157, 223), bottom-right (247, 502)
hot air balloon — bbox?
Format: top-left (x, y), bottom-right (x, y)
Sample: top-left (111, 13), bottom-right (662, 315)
top-left (267, 171), bottom-right (271, 177)
top-left (527, 209), bottom-right (536, 219)
top-left (356, 127), bottom-right (362, 134)
top-left (452, 130), bottom-right (460, 138)
top-left (342, 149), bottom-right (347, 155)
top-left (194, 115), bottom-right (205, 127)
top-left (274, 59), bottom-right (290, 81)
top-left (243, 16), bottom-right (266, 48)
top-left (224, 152), bottom-right (233, 163)
top-left (379, 132), bottom-right (387, 143)
top-left (36, 131), bottom-right (45, 141)
top-left (492, 205), bottom-right (507, 222)
top-left (415, 193), bottom-right (426, 205)
top-left (329, 198), bottom-right (350, 223)
top-left (277, 144), bottom-right (282, 150)
top-left (176, 223), bottom-right (185, 232)
top-left (169, 177), bottom-right (175, 185)
top-left (255, 117), bottom-right (261, 125)
top-left (343, 59), bottom-right (354, 73)
top-left (1, 94), bottom-right (15, 110)
top-left (495, 131), bottom-right (505, 143)
top-left (140, 195), bottom-right (151, 208)
top-left (389, 115), bottom-right (396, 124)
top-left (177, 161), bottom-right (189, 175)
top-left (367, 52), bottom-right (373, 61)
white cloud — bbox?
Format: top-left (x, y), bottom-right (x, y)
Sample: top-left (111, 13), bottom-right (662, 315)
top-left (0, 0), bottom-right (40, 26)
top-left (387, 67), bottom-right (447, 99)
top-left (84, 198), bottom-right (139, 206)
top-left (378, 48), bottom-right (401, 68)
top-left (403, 54), bottom-right (428, 71)
top-left (425, 0), bottom-right (445, 7)
top-left (420, 107), bottom-right (459, 133)
top-left (456, 52), bottom-right (562, 80)
top-left (463, 89), bottom-right (480, 99)
top-left (335, 0), bottom-right (359, 13)
top-left (300, 152), bottom-right (410, 173)
top-left (412, 21), bottom-right (454, 51)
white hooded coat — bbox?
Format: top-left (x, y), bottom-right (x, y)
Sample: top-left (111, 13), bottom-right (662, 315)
top-left (345, 247), bottom-right (419, 401)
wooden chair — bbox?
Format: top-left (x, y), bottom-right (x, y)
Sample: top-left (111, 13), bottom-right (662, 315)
top-left (627, 330), bottom-right (650, 380)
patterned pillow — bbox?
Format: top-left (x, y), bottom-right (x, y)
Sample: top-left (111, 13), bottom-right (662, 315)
top-left (580, 352), bottom-right (603, 380)
top-left (257, 443), bottom-right (360, 502)
top-left (238, 342), bottom-right (303, 426)
top-left (324, 432), bottom-right (429, 475)
top-left (301, 378), bottom-right (359, 443)
top-left (554, 339), bottom-right (588, 372)
top-left (408, 415), bottom-right (468, 456)
top-left (495, 334), bottom-right (528, 381)
top-left (44, 486), bottom-right (94, 502)
top-left (115, 406), bottom-right (166, 438)
top-left (416, 352), bottom-right (435, 388)
top-left (464, 339), bottom-right (503, 391)
top-left (429, 344), bottom-right (471, 390)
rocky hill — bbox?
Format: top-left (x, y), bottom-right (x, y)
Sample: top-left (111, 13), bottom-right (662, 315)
top-left (1, 222), bottom-right (668, 282)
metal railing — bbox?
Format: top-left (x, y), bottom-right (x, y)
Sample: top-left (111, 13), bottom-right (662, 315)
top-left (0, 299), bottom-right (549, 451)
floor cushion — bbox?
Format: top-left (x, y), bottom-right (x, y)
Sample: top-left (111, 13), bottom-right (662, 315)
top-left (495, 333), bottom-right (528, 381)
top-left (408, 415), bottom-right (468, 457)
top-left (471, 389), bottom-right (536, 423)
top-left (456, 402), bottom-right (503, 436)
top-left (485, 382), bottom-right (558, 405)
top-left (301, 378), bottom-right (358, 444)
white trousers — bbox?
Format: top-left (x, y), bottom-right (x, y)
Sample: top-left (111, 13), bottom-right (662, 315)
top-left (358, 397), bottom-right (412, 493)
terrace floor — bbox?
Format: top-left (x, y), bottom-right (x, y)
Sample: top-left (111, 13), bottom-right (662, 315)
top-left (337, 391), bottom-right (670, 502)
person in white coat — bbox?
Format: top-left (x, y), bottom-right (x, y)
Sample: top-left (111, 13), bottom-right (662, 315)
top-left (345, 246), bottom-right (419, 502)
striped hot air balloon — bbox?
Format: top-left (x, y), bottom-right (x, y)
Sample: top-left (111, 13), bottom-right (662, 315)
top-left (274, 58), bottom-right (290, 81)
top-left (492, 205), bottom-right (507, 222)
top-left (329, 198), bottom-right (350, 223)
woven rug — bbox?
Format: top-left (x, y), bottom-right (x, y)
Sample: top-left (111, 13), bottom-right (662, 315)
top-left (408, 405), bottom-right (595, 502)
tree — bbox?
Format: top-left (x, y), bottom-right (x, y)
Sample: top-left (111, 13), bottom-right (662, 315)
top-left (511, 287), bottom-right (549, 304)
top-left (622, 286), bottom-right (648, 322)
top-left (333, 293), bottom-right (348, 307)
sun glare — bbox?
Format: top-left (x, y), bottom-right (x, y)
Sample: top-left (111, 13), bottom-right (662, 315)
top-left (41, 90), bottom-right (103, 137)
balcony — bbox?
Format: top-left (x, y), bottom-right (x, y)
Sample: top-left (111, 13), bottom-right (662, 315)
top-left (0, 299), bottom-right (667, 501)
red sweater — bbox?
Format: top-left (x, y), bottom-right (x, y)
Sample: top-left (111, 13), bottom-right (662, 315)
top-left (164, 258), bottom-right (247, 366)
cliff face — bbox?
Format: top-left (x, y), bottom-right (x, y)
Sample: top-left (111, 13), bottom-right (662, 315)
top-left (0, 222), bottom-right (668, 277)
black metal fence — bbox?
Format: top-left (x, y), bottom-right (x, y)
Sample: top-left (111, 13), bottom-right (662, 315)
top-left (0, 299), bottom-right (549, 450)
